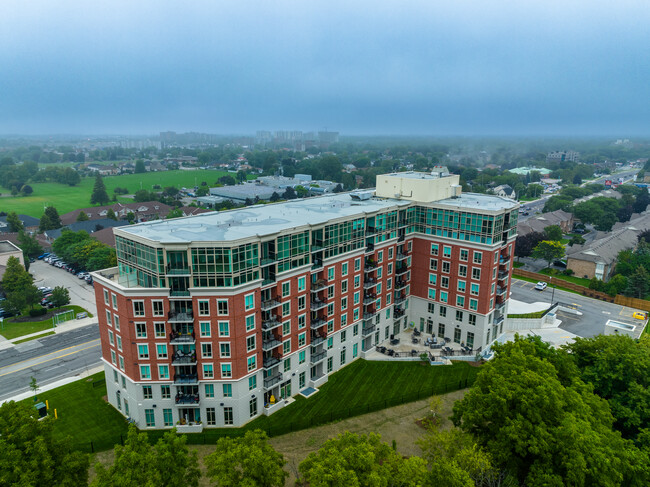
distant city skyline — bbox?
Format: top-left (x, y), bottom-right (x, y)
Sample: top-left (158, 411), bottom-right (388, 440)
top-left (1, 1), bottom-right (649, 136)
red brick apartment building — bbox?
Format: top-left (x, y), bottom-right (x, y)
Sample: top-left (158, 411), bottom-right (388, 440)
top-left (92, 170), bottom-right (518, 431)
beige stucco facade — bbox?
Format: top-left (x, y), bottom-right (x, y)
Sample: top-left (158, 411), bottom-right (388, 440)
top-left (375, 171), bottom-right (461, 203)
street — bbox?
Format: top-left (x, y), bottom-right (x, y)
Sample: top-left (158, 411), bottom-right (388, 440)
top-left (0, 323), bottom-right (101, 401)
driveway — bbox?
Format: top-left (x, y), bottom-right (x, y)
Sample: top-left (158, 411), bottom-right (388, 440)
top-left (29, 260), bottom-right (98, 315)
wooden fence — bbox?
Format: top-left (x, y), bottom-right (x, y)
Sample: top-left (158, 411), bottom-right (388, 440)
top-left (513, 268), bottom-right (615, 302)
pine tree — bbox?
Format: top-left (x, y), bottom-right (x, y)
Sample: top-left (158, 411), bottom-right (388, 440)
top-left (6, 211), bottom-right (24, 232)
top-left (625, 266), bottom-right (650, 299)
top-left (91, 174), bottom-right (110, 205)
top-left (76, 211), bottom-right (89, 221)
top-left (39, 206), bottom-right (62, 231)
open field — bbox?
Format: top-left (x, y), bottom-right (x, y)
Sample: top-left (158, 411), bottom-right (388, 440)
top-left (539, 268), bottom-right (592, 287)
top-left (0, 169), bottom-right (248, 217)
top-left (0, 305), bottom-right (92, 340)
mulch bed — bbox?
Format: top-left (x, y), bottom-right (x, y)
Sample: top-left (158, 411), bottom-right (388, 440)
top-left (8, 308), bottom-right (66, 324)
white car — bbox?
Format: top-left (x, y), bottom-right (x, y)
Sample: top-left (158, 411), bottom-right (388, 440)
top-left (535, 282), bottom-right (547, 291)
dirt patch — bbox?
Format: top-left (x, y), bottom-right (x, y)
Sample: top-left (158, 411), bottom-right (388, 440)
top-left (90, 389), bottom-right (467, 486)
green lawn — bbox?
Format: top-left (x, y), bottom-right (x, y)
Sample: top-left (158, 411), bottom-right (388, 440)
top-left (513, 262), bottom-right (524, 268)
top-left (538, 268), bottom-right (592, 287)
top-left (14, 331), bottom-right (55, 344)
top-left (37, 360), bottom-right (478, 452)
top-left (20, 373), bottom-right (128, 453)
top-left (514, 276), bottom-right (582, 296)
top-left (0, 305), bottom-right (92, 340)
top-left (0, 169), bottom-right (252, 217)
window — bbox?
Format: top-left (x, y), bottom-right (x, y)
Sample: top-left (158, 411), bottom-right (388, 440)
top-left (428, 288), bottom-right (436, 300)
top-left (377, 267), bottom-right (382, 279)
top-left (298, 295), bottom-right (306, 311)
top-left (354, 258), bottom-right (361, 271)
top-left (443, 246), bottom-right (451, 258)
top-left (201, 322), bottom-right (212, 337)
top-left (298, 314), bottom-right (306, 329)
top-left (119, 355), bottom-right (125, 371)
top-left (114, 315), bottom-right (120, 331)
top-left (387, 263), bottom-right (393, 275)
top-left (247, 355), bottom-right (257, 372)
top-left (282, 281), bottom-right (290, 297)
top-left (298, 276), bottom-right (306, 291)
top-left (161, 385), bottom-right (170, 398)
top-left (327, 357), bottom-right (333, 372)
top-left (202, 343), bottom-right (213, 358)
top-left (203, 364), bottom-right (214, 378)
top-left (282, 302), bottom-right (290, 317)
top-left (377, 250), bottom-right (383, 263)
top-left (386, 293), bottom-right (391, 305)
top-left (158, 365), bottom-right (169, 379)
top-left (353, 343), bottom-right (358, 358)
top-left (282, 320), bottom-right (291, 336)
top-left (341, 330), bottom-right (347, 343)
top-left (354, 275), bottom-right (360, 288)
top-left (299, 350), bottom-right (306, 364)
top-left (249, 398), bottom-right (258, 418)
top-left (341, 297), bottom-right (348, 311)
top-left (112, 294), bottom-right (118, 310)
top-left (342, 262), bottom-right (348, 276)
top-left (340, 349), bottom-right (346, 365)
top-left (470, 283), bottom-right (479, 295)
top-left (386, 308), bottom-right (391, 319)
top-left (154, 322), bottom-right (165, 338)
top-left (110, 350), bottom-right (116, 365)
top-left (458, 264), bottom-right (467, 277)
top-left (135, 323), bottom-right (147, 338)
top-left (456, 310), bottom-right (464, 321)
top-left (472, 268), bottom-right (481, 280)
top-left (298, 332), bottom-right (306, 347)
top-left (388, 247), bottom-right (394, 259)
top-left (440, 291), bottom-right (448, 303)
top-left (244, 293), bottom-right (255, 310)
top-left (221, 363), bottom-right (232, 378)
top-left (493, 268), bottom-right (497, 279)
top-left (113, 369), bottom-right (118, 383)
top-left (431, 244), bottom-right (439, 255)
top-left (328, 267), bottom-right (335, 280)
top-left (156, 344), bottom-right (167, 359)
top-left (456, 296), bottom-right (465, 307)
top-left (284, 357), bottom-right (291, 372)
top-left (454, 328), bottom-right (462, 344)
top-left (140, 365), bottom-right (151, 380)
top-left (353, 308), bottom-right (359, 321)
top-left (246, 315), bottom-right (255, 332)
top-left (105, 310), bottom-right (113, 328)
top-left (341, 280), bottom-right (348, 293)
top-left (473, 251), bottom-right (482, 264)
top-left (198, 300), bottom-right (210, 316)
top-left (247, 335), bottom-right (256, 352)
top-left (469, 314), bottom-right (477, 326)
top-left (218, 321), bottom-right (229, 337)
top-left (103, 289), bottom-right (109, 305)
top-left (457, 280), bottom-right (466, 293)
top-left (160, 409), bottom-right (172, 427)
top-left (469, 298), bottom-right (478, 311)
top-left (152, 300), bottom-right (164, 317)
top-left (224, 407), bottom-right (234, 425)
top-left (442, 261), bottom-right (450, 273)
top-left (353, 291), bottom-right (360, 305)
top-left (441, 276), bottom-right (449, 288)
top-left (145, 409), bottom-right (155, 427)
top-left (486, 328), bottom-right (491, 344)
top-left (299, 371), bottom-right (306, 388)
top-left (138, 344), bottom-right (149, 359)
top-left (283, 339), bottom-right (291, 354)
top-left (133, 301), bottom-right (145, 317)
top-left (430, 259), bottom-right (438, 271)
top-left (223, 383), bottom-right (232, 397)
top-left (438, 322), bottom-right (445, 337)
top-left (124, 399), bottom-right (130, 416)
top-left (327, 285), bottom-right (335, 299)
top-left (217, 299), bottom-right (229, 315)
top-left (206, 408), bottom-right (216, 426)
top-left (439, 306), bottom-right (447, 317)
top-left (220, 343), bottom-right (231, 358)
top-left (327, 303), bottom-right (334, 316)
top-left (108, 330), bottom-right (114, 346)
top-left (460, 249), bottom-right (468, 261)
top-left (327, 337), bottom-right (333, 349)
top-left (491, 283), bottom-right (495, 294)
top-left (249, 375), bottom-right (257, 390)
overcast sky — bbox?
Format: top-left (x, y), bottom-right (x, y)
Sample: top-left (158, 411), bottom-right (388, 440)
top-left (1, 0), bottom-right (649, 136)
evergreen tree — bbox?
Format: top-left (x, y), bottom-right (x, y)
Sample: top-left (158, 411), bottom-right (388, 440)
top-left (39, 206), bottom-right (62, 231)
top-left (6, 211), bottom-right (23, 232)
top-left (625, 266), bottom-right (650, 299)
top-left (106, 208), bottom-right (117, 220)
top-left (91, 174), bottom-right (110, 205)
top-left (76, 210), bottom-right (89, 221)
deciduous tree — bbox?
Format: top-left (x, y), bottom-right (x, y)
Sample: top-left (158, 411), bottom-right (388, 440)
top-left (531, 240), bottom-right (565, 268)
top-left (543, 225), bottom-right (563, 242)
top-left (50, 286), bottom-right (70, 308)
top-left (6, 211), bottom-right (23, 232)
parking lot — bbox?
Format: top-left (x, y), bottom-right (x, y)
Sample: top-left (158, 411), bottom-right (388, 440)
top-left (29, 260), bottom-right (98, 315)
top-left (510, 278), bottom-right (646, 338)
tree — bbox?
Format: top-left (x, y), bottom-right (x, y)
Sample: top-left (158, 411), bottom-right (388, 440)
top-left (90, 174), bottom-right (110, 205)
top-left (106, 208), bottom-right (117, 220)
top-left (1, 256), bottom-right (31, 294)
top-left (298, 432), bottom-right (427, 487)
top-left (134, 159), bottom-right (146, 173)
top-left (64, 167), bottom-right (81, 186)
top-left (29, 376), bottom-right (39, 402)
top-left (6, 211), bottom-right (23, 232)
top-left (295, 185), bottom-right (309, 198)
top-left (270, 191), bottom-right (281, 202)
top-left (568, 235), bottom-right (586, 246)
top-left (236, 169), bottom-right (247, 183)
top-left (92, 426), bottom-right (200, 487)
top-left (282, 186), bottom-right (297, 200)
top-left (133, 189), bottom-right (155, 202)
top-left (218, 175), bottom-right (236, 186)
top-left (531, 240), bottom-right (565, 268)
top-left (39, 206), bottom-right (62, 231)
top-left (634, 190), bottom-right (650, 214)
top-left (543, 225), bottom-right (563, 242)
top-left (333, 183), bottom-right (344, 193)
top-left (50, 286), bottom-right (70, 308)
top-left (0, 400), bottom-right (89, 485)
top-left (196, 186), bottom-right (209, 196)
top-left (17, 230), bottom-right (42, 258)
top-left (624, 266), bottom-right (650, 299)
top-left (573, 173), bottom-right (583, 184)
top-left (20, 184), bottom-right (33, 195)
top-left (76, 211), bottom-right (89, 221)
top-left (514, 231), bottom-right (545, 259)
top-left (205, 430), bottom-right (287, 487)
top-left (166, 208), bottom-right (183, 219)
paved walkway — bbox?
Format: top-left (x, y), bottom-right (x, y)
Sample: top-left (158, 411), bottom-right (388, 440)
top-left (0, 317), bottom-right (97, 351)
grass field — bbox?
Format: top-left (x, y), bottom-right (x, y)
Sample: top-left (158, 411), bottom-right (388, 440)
top-left (538, 268), bottom-right (592, 287)
top-left (514, 275), bottom-right (582, 295)
top-left (40, 360), bottom-right (478, 452)
top-left (0, 305), bottom-right (92, 340)
top-left (0, 169), bottom-right (247, 217)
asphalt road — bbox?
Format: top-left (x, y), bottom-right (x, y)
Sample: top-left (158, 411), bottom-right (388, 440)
top-left (30, 260), bottom-right (98, 315)
top-left (0, 323), bottom-right (101, 401)
top-left (511, 278), bottom-right (642, 338)
top-left (517, 195), bottom-right (551, 222)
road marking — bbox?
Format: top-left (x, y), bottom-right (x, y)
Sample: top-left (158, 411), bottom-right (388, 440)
top-left (602, 311), bottom-right (611, 315)
top-left (571, 303), bottom-right (582, 307)
top-left (0, 341), bottom-right (101, 377)
top-left (0, 339), bottom-right (100, 373)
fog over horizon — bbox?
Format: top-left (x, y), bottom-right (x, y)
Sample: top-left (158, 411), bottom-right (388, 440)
top-left (1, 0), bottom-right (649, 136)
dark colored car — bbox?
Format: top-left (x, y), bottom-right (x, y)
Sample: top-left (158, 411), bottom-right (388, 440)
top-left (553, 260), bottom-right (567, 268)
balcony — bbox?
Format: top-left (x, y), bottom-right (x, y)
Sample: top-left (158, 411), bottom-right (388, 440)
top-left (363, 311), bottom-right (377, 320)
top-left (310, 242), bottom-right (324, 253)
top-left (310, 350), bottom-right (327, 364)
top-left (263, 355), bottom-right (281, 369)
top-left (362, 325), bottom-right (376, 335)
top-left (311, 333), bottom-right (326, 346)
top-left (498, 270), bottom-right (509, 280)
top-left (495, 315), bottom-right (505, 325)
top-left (261, 299), bottom-right (281, 311)
top-left (264, 372), bottom-right (283, 388)
top-left (363, 295), bottom-right (376, 305)
top-left (364, 244), bottom-right (375, 254)
top-left (262, 278), bottom-right (276, 286)
top-left (394, 295), bottom-right (406, 305)
top-left (310, 300), bottom-right (328, 312)
top-left (311, 280), bottom-right (327, 293)
top-left (170, 290), bottom-right (191, 298)
top-left (495, 301), bottom-right (505, 311)
top-left (396, 253), bottom-right (409, 261)
top-left (174, 393), bottom-right (199, 405)
top-left (395, 266), bottom-right (409, 276)
top-left (173, 374), bottom-right (198, 385)
top-left (496, 286), bottom-right (507, 296)
top-left (171, 352), bottom-right (197, 366)
top-left (366, 226), bottom-right (376, 235)
top-left (261, 256), bottom-right (276, 267)
top-left (312, 260), bottom-right (323, 270)
top-left (499, 256), bottom-right (510, 265)
top-left (363, 279), bottom-right (377, 289)
top-left (168, 311), bottom-right (193, 322)
top-left (166, 267), bottom-right (190, 276)
top-left (262, 337), bottom-right (282, 351)
top-left (310, 317), bottom-right (326, 329)
top-left (262, 315), bottom-right (281, 331)
top-left (394, 280), bottom-right (408, 290)
top-left (394, 308), bottom-right (405, 319)
top-left (169, 332), bottom-right (195, 345)
top-left (398, 219), bottom-right (407, 227)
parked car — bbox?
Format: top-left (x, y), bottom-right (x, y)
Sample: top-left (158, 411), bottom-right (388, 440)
top-left (535, 281), bottom-right (548, 291)
top-left (77, 272), bottom-right (88, 279)
top-left (633, 311), bottom-right (648, 320)
top-left (553, 260), bottom-right (567, 268)
top-left (37, 252), bottom-right (50, 260)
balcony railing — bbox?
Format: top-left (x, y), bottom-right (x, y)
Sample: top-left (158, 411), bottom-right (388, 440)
top-left (310, 317), bottom-right (326, 329)
top-left (394, 296), bottom-right (406, 305)
top-left (499, 256), bottom-right (511, 265)
top-left (262, 337), bottom-right (282, 351)
top-left (498, 270), bottom-right (508, 280)
top-left (174, 393), bottom-right (199, 404)
top-left (261, 257), bottom-right (276, 266)
top-left (310, 350), bottom-right (327, 364)
top-left (394, 308), bottom-right (405, 318)
top-left (173, 374), bottom-right (198, 384)
top-left (262, 315), bottom-right (280, 330)
top-left (171, 352), bottom-right (197, 366)
top-left (169, 332), bottom-right (195, 344)
top-left (362, 325), bottom-right (376, 335)
top-left (261, 299), bottom-right (281, 311)
top-left (365, 244), bottom-right (374, 254)
top-left (396, 252), bottom-right (409, 261)
top-left (394, 280), bottom-right (408, 290)
top-left (363, 311), bottom-right (377, 320)
top-left (495, 315), bottom-right (505, 325)
top-left (264, 372), bottom-right (283, 388)
top-left (363, 279), bottom-right (377, 289)
top-left (495, 301), bottom-right (505, 311)
top-left (311, 333), bottom-right (326, 346)
top-left (311, 280), bottom-right (327, 293)
top-left (395, 266), bottom-right (409, 275)
top-left (170, 290), bottom-right (191, 297)
top-left (168, 311), bottom-right (193, 322)
top-left (363, 295), bottom-right (376, 305)
top-left (166, 267), bottom-right (190, 275)
top-left (263, 355), bottom-right (281, 369)
top-left (366, 226), bottom-right (376, 235)
top-left (496, 286), bottom-right (507, 296)
top-left (310, 300), bottom-right (328, 311)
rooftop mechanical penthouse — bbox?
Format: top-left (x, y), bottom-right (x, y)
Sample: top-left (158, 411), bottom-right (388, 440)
top-left (93, 170), bottom-right (518, 431)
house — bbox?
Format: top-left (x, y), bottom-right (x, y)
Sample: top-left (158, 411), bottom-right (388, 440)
top-left (60, 202), bottom-right (173, 226)
top-left (0, 214), bottom-right (40, 233)
top-left (493, 184), bottom-right (516, 199)
top-left (86, 164), bottom-right (118, 176)
top-left (44, 219), bottom-right (130, 242)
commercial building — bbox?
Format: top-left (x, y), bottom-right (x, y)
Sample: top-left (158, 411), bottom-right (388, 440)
top-left (92, 172), bottom-right (518, 431)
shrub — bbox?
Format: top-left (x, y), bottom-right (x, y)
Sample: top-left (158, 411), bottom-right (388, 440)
top-left (563, 269), bottom-right (574, 276)
top-left (29, 307), bottom-right (47, 317)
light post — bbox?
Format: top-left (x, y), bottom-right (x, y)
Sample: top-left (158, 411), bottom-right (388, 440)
top-left (550, 277), bottom-right (556, 305)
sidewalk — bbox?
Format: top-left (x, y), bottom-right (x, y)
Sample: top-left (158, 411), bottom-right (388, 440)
top-left (0, 316), bottom-right (98, 351)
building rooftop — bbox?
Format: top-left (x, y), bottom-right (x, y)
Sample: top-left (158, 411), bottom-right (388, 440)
top-left (117, 189), bottom-right (517, 245)
top-left (0, 240), bottom-right (21, 254)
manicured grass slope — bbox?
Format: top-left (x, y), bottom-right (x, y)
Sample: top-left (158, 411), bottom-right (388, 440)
top-left (0, 169), bottom-right (248, 217)
top-left (0, 305), bottom-right (92, 340)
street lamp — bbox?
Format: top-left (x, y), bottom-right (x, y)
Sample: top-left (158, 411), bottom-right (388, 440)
top-left (550, 277), bottom-right (556, 305)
